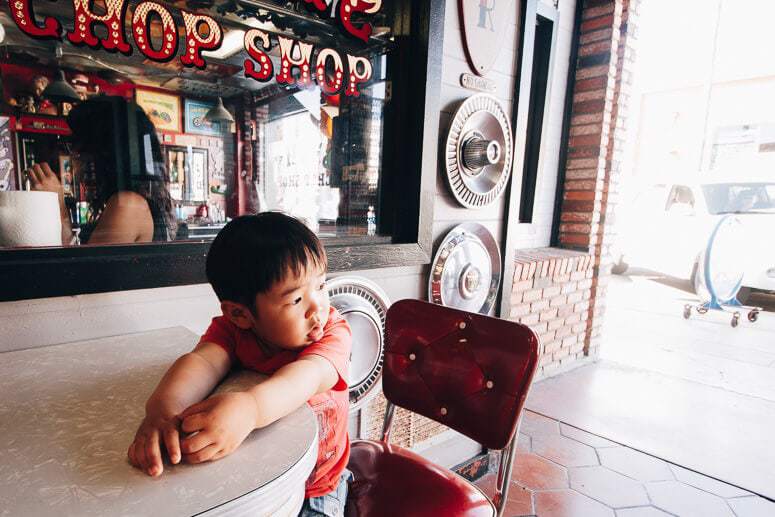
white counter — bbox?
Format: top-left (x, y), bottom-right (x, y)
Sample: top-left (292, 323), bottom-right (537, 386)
top-left (0, 327), bottom-right (317, 516)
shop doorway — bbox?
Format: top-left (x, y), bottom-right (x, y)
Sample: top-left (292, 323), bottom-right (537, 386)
top-left (529, 0), bottom-right (775, 501)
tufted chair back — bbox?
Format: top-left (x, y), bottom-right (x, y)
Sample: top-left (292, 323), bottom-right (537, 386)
top-left (383, 299), bottom-right (539, 450)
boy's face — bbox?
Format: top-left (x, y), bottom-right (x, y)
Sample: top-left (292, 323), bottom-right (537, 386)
top-left (250, 265), bottom-right (330, 350)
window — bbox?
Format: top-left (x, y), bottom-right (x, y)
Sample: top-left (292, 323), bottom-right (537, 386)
top-left (0, 0), bottom-right (442, 300)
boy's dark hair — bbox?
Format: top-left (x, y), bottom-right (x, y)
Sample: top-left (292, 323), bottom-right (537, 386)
top-left (206, 212), bottom-right (327, 309)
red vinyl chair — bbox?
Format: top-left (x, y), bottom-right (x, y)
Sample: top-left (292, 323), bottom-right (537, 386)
top-left (346, 299), bottom-right (540, 517)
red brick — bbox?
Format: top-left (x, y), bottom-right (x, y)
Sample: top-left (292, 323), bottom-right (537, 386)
top-left (583, 3), bottom-right (615, 20)
top-left (553, 347), bottom-right (571, 361)
top-left (510, 304), bottom-right (530, 318)
top-left (544, 340), bottom-right (562, 354)
top-left (574, 300), bottom-right (591, 313)
top-left (548, 319), bottom-right (565, 331)
top-left (573, 88), bottom-right (607, 102)
top-left (513, 262), bottom-right (523, 281)
top-left (559, 223), bottom-right (591, 234)
top-left (543, 285), bottom-right (561, 298)
top-left (531, 299), bottom-right (550, 312)
top-left (539, 330), bottom-right (556, 344)
top-left (556, 326), bottom-right (572, 339)
top-left (572, 99), bottom-right (606, 115)
top-left (523, 289), bottom-right (542, 303)
top-left (565, 168), bottom-right (601, 180)
top-left (561, 199), bottom-right (595, 213)
top-left (534, 276), bottom-right (553, 289)
top-left (562, 335), bottom-right (579, 348)
top-left (561, 212), bottom-right (594, 223)
top-left (550, 295), bottom-right (568, 307)
top-left (529, 321), bottom-right (549, 335)
top-left (571, 270), bottom-right (587, 281)
top-left (561, 282), bottom-right (578, 294)
top-left (512, 279), bottom-right (533, 292)
top-left (520, 313), bottom-right (540, 326)
top-left (564, 190), bottom-right (597, 202)
top-left (572, 322), bottom-right (588, 334)
top-left (580, 27), bottom-right (613, 45)
top-left (557, 305), bottom-right (574, 319)
top-left (540, 307), bottom-right (559, 321)
top-left (565, 312), bottom-right (582, 325)
top-left (567, 291), bottom-right (584, 304)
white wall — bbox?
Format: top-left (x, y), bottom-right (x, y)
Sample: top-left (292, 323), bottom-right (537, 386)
top-left (0, 0), bottom-right (576, 352)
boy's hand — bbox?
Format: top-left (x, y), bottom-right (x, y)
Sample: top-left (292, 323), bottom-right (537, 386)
top-left (178, 392), bottom-right (259, 464)
top-left (127, 412), bottom-right (182, 477)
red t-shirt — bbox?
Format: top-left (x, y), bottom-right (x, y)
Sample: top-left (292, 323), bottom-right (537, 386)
top-left (201, 306), bottom-right (352, 498)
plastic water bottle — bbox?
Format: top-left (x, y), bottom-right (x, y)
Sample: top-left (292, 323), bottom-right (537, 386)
top-left (367, 206), bottom-right (376, 236)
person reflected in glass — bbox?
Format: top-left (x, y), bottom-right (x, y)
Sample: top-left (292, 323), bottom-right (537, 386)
top-left (27, 96), bottom-right (176, 245)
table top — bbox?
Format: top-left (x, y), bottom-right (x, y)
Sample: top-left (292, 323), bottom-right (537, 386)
top-left (0, 327), bottom-right (317, 516)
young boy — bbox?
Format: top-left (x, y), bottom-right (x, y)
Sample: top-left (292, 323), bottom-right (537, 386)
top-left (127, 212), bottom-right (353, 517)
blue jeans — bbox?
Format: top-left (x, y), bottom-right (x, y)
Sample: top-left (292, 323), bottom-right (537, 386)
top-left (298, 468), bottom-right (353, 517)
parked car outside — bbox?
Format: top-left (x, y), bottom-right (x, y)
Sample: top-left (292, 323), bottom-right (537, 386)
top-left (611, 173), bottom-right (775, 302)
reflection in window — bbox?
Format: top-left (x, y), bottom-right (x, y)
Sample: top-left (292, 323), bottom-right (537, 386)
top-left (0, 1), bottom-right (395, 249)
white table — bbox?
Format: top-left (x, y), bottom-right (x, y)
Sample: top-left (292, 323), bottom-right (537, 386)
top-left (0, 327), bottom-right (318, 516)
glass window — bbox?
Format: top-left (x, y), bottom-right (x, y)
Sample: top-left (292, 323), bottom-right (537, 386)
top-left (0, 0), bottom-right (395, 249)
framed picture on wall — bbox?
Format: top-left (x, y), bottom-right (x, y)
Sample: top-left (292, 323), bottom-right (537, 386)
top-left (184, 99), bottom-right (222, 136)
top-left (135, 89), bottom-right (181, 133)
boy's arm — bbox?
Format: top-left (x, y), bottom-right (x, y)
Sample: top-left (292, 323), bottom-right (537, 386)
top-left (250, 354), bottom-right (339, 427)
top-left (128, 341), bottom-right (231, 476)
top-left (146, 341), bottom-right (232, 416)
top-left (177, 354), bottom-right (338, 463)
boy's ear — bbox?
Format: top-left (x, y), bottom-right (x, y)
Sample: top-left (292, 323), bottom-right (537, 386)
top-left (221, 301), bottom-right (255, 329)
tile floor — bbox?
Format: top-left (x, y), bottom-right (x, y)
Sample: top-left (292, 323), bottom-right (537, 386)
top-left (474, 410), bottom-right (775, 517)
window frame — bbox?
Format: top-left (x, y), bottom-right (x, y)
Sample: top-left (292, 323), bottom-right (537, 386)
top-left (0, 0), bottom-right (444, 302)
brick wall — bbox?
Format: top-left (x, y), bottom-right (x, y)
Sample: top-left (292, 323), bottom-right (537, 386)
top-left (509, 248), bottom-right (595, 379)
top-left (544, 0), bottom-right (638, 366)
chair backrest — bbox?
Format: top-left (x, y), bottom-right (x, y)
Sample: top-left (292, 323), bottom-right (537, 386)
top-left (382, 299), bottom-right (539, 450)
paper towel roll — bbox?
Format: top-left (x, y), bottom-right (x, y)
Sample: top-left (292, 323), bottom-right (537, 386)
top-left (0, 191), bottom-right (63, 248)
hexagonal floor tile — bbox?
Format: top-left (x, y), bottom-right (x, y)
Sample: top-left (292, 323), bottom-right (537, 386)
top-left (646, 481), bottom-right (734, 517)
top-left (727, 496), bottom-right (775, 517)
top-left (616, 507), bottom-right (674, 517)
top-left (570, 466), bottom-right (649, 508)
top-left (669, 465), bottom-right (750, 498)
top-left (532, 433), bottom-right (599, 468)
top-left (560, 423), bottom-right (619, 448)
top-left (517, 433), bottom-right (532, 453)
top-left (534, 489), bottom-right (615, 517)
top-left (520, 410), bottom-right (561, 438)
top-left (511, 452), bottom-right (569, 491)
top-left (598, 447), bottom-right (674, 482)
top-left (474, 474), bottom-right (534, 516)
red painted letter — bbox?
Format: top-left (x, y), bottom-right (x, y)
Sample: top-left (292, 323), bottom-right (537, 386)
top-left (67, 0), bottom-right (131, 54)
top-left (132, 2), bottom-right (178, 62)
top-left (339, 0), bottom-right (381, 42)
top-left (7, 0), bottom-right (62, 40)
top-left (315, 48), bottom-right (344, 95)
top-left (302, 0), bottom-right (328, 11)
top-left (180, 10), bottom-right (223, 69)
top-left (345, 54), bottom-right (372, 97)
top-left (243, 29), bottom-right (273, 82)
top-left (276, 36), bottom-right (314, 88)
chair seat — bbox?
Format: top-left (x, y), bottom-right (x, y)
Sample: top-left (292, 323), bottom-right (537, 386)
top-left (345, 440), bottom-right (495, 517)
